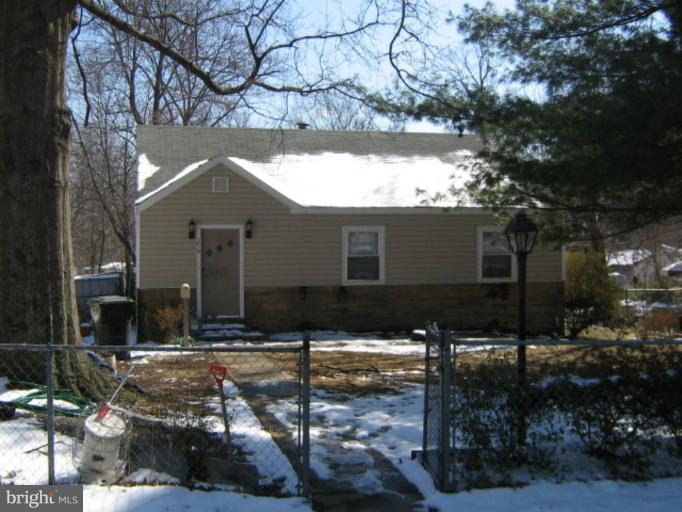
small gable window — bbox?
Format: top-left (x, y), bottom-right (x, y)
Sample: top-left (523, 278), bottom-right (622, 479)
top-left (342, 226), bottom-right (385, 285)
top-left (212, 176), bottom-right (229, 193)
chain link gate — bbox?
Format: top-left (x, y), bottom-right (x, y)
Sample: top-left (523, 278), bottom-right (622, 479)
top-left (415, 322), bottom-right (455, 492)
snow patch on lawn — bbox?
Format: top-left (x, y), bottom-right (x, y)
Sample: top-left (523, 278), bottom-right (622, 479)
top-left (425, 478), bottom-right (682, 512)
top-left (0, 417), bottom-right (79, 485)
top-left (83, 484), bottom-right (310, 512)
top-left (234, 330), bottom-right (505, 356)
top-left (123, 468), bottom-right (180, 485)
top-left (206, 381), bottom-right (299, 495)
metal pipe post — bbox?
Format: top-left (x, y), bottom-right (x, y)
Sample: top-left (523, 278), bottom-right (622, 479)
top-left (516, 252), bottom-right (528, 447)
top-left (421, 326), bottom-right (432, 464)
top-left (301, 332), bottom-right (311, 497)
top-left (45, 348), bottom-right (55, 484)
top-left (439, 329), bottom-right (453, 491)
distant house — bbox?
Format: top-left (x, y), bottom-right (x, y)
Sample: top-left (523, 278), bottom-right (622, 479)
top-left (662, 261), bottom-right (682, 282)
top-left (607, 245), bottom-right (682, 285)
top-left (134, 126), bottom-right (564, 338)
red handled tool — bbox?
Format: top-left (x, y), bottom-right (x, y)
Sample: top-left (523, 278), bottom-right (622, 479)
top-left (209, 363), bottom-right (232, 455)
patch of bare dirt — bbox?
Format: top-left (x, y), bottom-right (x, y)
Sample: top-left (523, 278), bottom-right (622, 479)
top-left (309, 352), bottom-right (424, 394)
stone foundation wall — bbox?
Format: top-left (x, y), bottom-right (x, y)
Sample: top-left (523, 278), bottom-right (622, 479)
top-left (137, 282), bottom-right (563, 339)
top-left (244, 283), bottom-right (563, 334)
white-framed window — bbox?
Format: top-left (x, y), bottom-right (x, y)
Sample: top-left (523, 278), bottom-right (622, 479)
top-left (477, 226), bottom-right (516, 282)
top-left (342, 226), bottom-right (385, 285)
top-left (212, 176), bottom-right (230, 193)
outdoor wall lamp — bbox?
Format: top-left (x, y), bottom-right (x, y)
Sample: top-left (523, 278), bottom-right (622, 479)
top-left (245, 218), bottom-right (253, 239)
top-left (504, 210), bottom-right (539, 447)
top-left (188, 219), bottom-right (197, 239)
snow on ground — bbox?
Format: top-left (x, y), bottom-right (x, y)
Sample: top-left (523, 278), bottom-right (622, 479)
top-left (238, 330), bottom-right (502, 355)
top-left (123, 469), bottom-right (180, 485)
top-left (206, 380), bottom-right (299, 495)
top-left (0, 384), bottom-right (83, 484)
top-left (6, 331), bottom-right (682, 510)
top-left (83, 484), bottom-right (309, 512)
top-left (268, 385), bottom-right (424, 496)
top-left (263, 337), bottom-right (682, 512)
top-left (0, 415), bottom-right (79, 485)
top-left (275, 384), bottom-right (682, 511)
top-left (200, 328), bottom-right (265, 339)
top-left (426, 478), bottom-right (682, 512)
top-left (0, 368), bottom-right (298, 504)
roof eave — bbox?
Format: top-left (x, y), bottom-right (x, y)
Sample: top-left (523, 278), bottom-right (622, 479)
top-left (291, 206), bottom-right (490, 215)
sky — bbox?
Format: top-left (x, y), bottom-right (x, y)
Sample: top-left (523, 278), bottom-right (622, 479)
top-left (67, 0), bottom-right (519, 133)
top-left (404, 1), bottom-right (516, 132)
top-left (292, 0), bottom-right (518, 133)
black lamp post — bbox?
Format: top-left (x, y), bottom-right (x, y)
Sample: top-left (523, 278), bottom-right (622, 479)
top-left (504, 211), bottom-right (538, 446)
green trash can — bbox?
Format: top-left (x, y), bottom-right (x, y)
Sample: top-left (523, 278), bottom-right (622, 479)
top-left (88, 296), bottom-right (135, 359)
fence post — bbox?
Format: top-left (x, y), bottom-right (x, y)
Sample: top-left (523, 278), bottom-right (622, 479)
top-left (421, 325), bottom-right (431, 464)
top-left (301, 332), bottom-right (311, 497)
top-left (450, 332), bottom-right (457, 492)
top-left (439, 329), bottom-right (452, 492)
top-left (45, 346), bottom-right (55, 485)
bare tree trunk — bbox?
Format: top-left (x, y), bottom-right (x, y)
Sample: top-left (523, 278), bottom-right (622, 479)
top-left (97, 211), bottom-right (107, 272)
top-left (0, 1), bottom-right (114, 400)
top-left (0, 0), bottom-right (79, 346)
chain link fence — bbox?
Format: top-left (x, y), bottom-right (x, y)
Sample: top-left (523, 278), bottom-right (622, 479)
top-left (0, 342), bottom-right (310, 496)
top-left (624, 287), bottom-right (682, 313)
top-left (419, 322), bottom-right (453, 491)
top-left (418, 326), bottom-right (682, 492)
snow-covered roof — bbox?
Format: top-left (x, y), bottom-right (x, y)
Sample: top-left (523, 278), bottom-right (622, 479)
top-left (136, 126), bottom-right (486, 210)
top-left (230, 151), bottom-right (478, 208)
top-left (663, 261), bottom-right (682, 273)
top-left (136, 159), bottom-right (208, 205)
top-left (606, 249), bottom-right (652, 267)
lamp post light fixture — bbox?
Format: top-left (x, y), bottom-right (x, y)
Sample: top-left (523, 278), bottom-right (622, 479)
top-left (504, 211), bottom-right (539, 447)
top-left (188, 219), bottom-right (197, 239)
top-left (245, 218), bottom-right (253, 239)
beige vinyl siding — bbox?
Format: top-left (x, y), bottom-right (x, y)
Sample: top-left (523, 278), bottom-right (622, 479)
top-left (138, 164), bottom-right (562, 289)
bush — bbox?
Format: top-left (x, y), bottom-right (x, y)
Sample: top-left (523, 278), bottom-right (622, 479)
top-left (637, 348), bottom-right (682, 456)
top-left (564, 251), bottom-right (621, 338)
top-left (553, 378), bottom-right (657, 476)
top-left (452, 346), bottom-right (682, 486)
top-left (545, 347), bottom-right (682, 477)
top-left (153, 305), bottom-right (184, 343)
top-left (453, 354), bottom-right (558, 487)
top-left (636, 310), bottom-right (680, 339)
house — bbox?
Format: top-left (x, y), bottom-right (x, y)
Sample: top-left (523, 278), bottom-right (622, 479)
top-left (606, 245), bottom-right (682, 285)
top-left (135, 126), bottom-right (564, 338)
top-left (662, 261), bottom-right (682, 282)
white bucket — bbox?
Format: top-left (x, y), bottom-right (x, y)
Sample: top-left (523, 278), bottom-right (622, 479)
top-left (79, 412), bottom-right (126, 476)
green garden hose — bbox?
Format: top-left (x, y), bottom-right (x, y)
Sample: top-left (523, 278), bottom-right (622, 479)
top-left (3, 381), bottom-right (93, 417)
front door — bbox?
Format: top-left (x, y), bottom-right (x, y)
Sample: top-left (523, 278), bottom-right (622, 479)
top-left (201, 228), bottom-right (240, 316)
